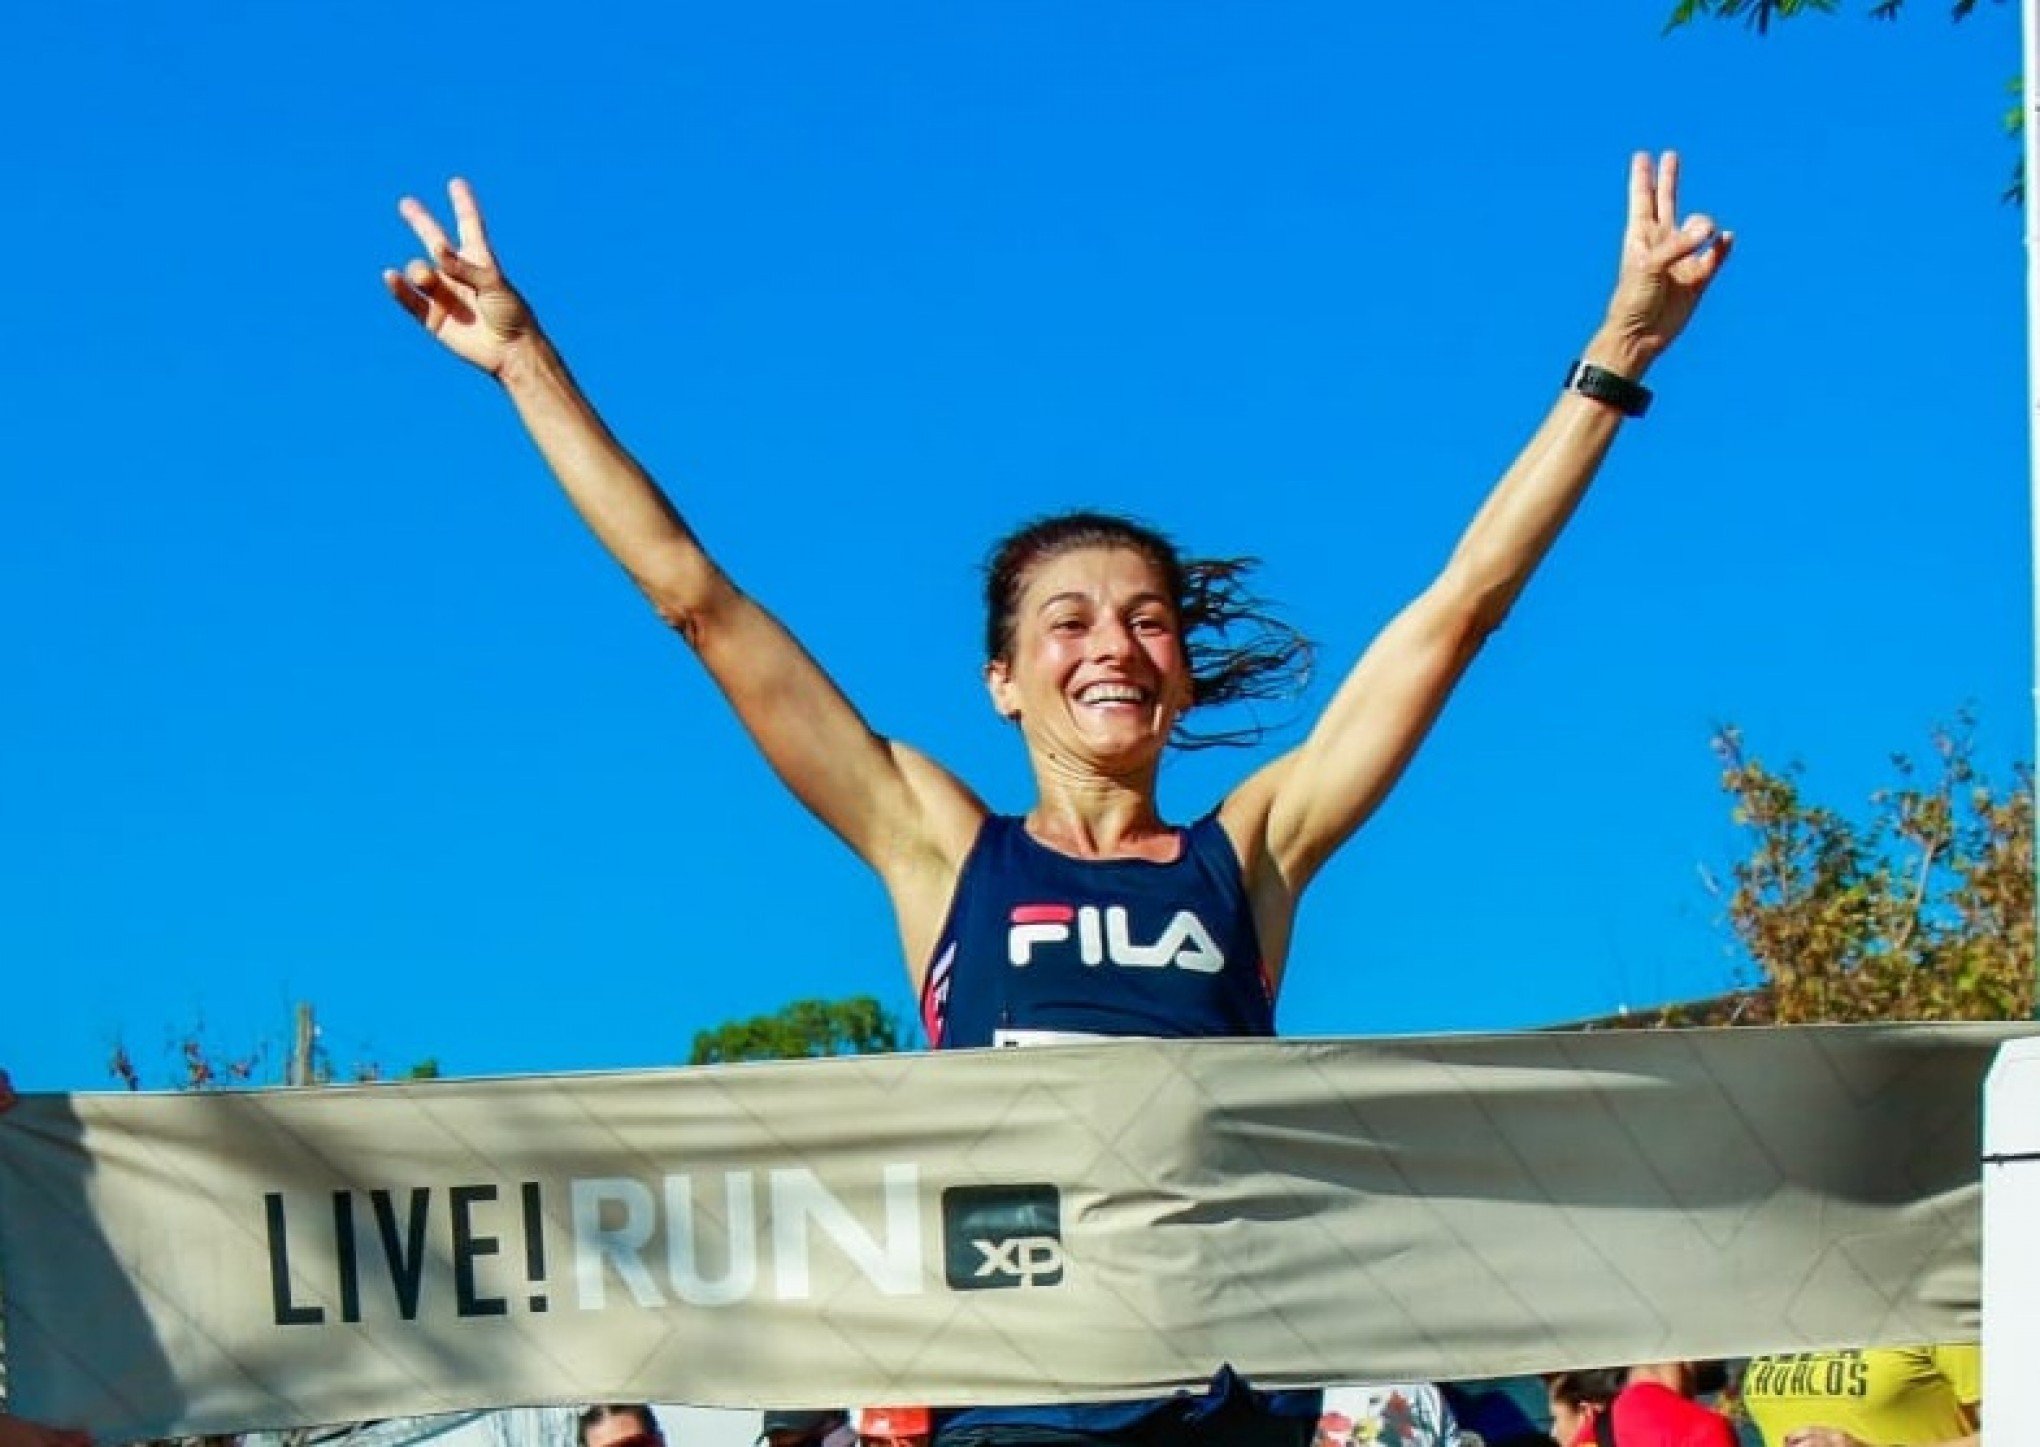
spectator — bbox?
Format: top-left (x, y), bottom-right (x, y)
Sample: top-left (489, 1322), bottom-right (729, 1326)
top-left (759, 1412), bottom-right (854, 1447)
top-left (857, 1408), bottom-right (931, 1447)
top-left (1316, 1384), bottom-right (1466, 1446)
top-left (1442, 1382), bottom-right (1559, 1447)
top-left (577, 1406), bottom-right (663, 1447)
top-left (1741, 1348), bottom-right (1978, 1447)
top-left (1546, 1365), bottom-right (1732, 1447)
top-left (1546, 1371), bottom-right (1625, 1446)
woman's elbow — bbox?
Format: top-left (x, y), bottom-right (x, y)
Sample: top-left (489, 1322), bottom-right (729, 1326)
top-left (1433, 560), bottom-right (1518, 650)
top-left (644, 567), bottom-right (736, 650)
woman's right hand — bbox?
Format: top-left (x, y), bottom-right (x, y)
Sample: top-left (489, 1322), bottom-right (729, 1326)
top-left (1590, 151), bottom-right (1732, 378)
top-left (383, 179), bottom-right (537, 377)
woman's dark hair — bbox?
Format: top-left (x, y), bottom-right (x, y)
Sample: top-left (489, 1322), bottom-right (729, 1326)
top-left (982, 510), bottom-right (1313, 749)
top-left (1546, 1369), bottom-right (1625, 1415)
top-left (577, 1405), bottom-right (661, 1447)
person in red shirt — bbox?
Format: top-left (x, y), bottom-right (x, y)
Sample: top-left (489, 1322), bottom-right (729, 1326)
top-left (857, 1407), bottom-right (931, 1447)
top-left (1548, 1364), bottom-right (1735, 1447)
top-left (1607, 1364), bottom-right (1736, 1447)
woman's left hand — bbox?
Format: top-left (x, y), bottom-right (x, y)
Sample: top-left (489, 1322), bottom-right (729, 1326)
top-left (1596, 150), bottom-right (1733, 375)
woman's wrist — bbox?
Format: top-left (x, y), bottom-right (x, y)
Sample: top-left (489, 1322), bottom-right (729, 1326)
top-left (1579, 326), bottom-right (1657, 384)
top-left (494, 329), bottom-right (563, 395)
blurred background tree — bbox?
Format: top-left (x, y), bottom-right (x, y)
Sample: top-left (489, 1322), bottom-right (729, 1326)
top-left (689, 994), bottom-right (903, 1064)
top-left (108, 1003), bottom-right (439, 1089)
top-left (1705, 713), bottom-right (2033, 1023)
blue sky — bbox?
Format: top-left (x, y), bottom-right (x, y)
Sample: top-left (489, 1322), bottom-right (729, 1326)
top-left (3, 2), bottom-right (2028, 1091)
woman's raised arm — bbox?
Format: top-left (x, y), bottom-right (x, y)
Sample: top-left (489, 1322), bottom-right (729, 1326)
top-left (383, 183), bottom-right (984, 949)
top-left (1228, 152), bottom-right (1733, 948)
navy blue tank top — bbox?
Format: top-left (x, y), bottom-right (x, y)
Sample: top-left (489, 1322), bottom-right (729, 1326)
top-left (920, 813), bottom-right (1276, 1049)
top-left (918, 814), bottom-right (1316, 1439)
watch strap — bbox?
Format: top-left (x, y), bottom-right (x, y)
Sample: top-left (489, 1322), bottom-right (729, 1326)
top-left (1563, 359), bottom-right (1652, 418)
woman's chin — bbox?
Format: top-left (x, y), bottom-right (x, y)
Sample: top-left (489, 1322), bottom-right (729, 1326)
top-left (1069, 722), bottom-right (1168, 769)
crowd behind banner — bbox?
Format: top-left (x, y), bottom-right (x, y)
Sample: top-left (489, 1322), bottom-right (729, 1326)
top-left (173, 1355), bottom-right (1980, 1447)
top-left (739, 1350), bottom-right (1981, 1446)
top-left (0, 1030), bottom-right (2008, 1447)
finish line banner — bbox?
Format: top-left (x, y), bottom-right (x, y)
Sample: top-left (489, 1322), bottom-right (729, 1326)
top-left (0, 1025), bottom-right (2024, 1439)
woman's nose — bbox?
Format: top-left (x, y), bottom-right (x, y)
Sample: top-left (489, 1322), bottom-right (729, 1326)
top-left (1089, 616), bottom-right (1137, 659)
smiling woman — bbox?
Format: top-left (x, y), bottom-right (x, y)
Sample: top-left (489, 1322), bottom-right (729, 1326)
top-left (978, 510), bottom-right (1312, 750)
top-left (382, 150), bottom-right (1731, 1447)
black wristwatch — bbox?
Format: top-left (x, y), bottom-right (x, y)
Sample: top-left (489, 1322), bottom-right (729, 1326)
top-left (1563, 360), bottom-right (1653, 418)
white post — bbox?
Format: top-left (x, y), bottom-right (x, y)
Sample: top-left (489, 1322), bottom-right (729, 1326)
top-left (2019, 11), bottom-right (2040, 1436)
top-left (1983, 1040), bottom-right (2040, 1445)
top-left (2029, 0), bottom-right (2040, 879)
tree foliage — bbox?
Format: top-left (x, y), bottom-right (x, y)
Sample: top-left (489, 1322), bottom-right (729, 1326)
top-left (1708, 716), bottom-right (2034, 1023)
top-left (108, 1003), bottom-right (435, 1090)
top-left (1665, 0), bottom-right (2002, 34)
top-left (108, 1029), bottom-right (266, 1092)
top-left (689, 995), bottom-right (902, 1065)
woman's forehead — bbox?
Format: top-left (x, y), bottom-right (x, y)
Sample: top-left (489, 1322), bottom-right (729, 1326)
top-left (1019, 545), bottom-right (1171, 602)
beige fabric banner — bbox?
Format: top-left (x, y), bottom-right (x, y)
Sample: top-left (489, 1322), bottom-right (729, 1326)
top-left (0, 1024), bottom-right (2026, 1440)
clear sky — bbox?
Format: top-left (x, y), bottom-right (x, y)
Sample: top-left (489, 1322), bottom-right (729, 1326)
top-left (4, 2), bottom-right (2028, 1092)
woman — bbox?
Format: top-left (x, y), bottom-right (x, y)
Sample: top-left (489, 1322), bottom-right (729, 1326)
top-left (1546, 1370), bottom-right (1626, 1447)
top-left (384, 153), bottom-right (1730, 1447)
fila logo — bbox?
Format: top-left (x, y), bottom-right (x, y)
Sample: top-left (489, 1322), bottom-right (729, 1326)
top-left (972, 1235), bottom-right (1065, 1287)
top-left (1007, 904), bottom-right (1224, 973)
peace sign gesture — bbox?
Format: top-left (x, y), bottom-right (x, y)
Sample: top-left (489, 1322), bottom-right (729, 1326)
top-left (383, 179), bottom-right (535, 376)
top-left (1600, 151), bottom-right (1733, 372)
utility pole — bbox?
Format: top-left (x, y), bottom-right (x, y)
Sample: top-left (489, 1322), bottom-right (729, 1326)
top-left (287, 1002), bottom-right (318, 1087)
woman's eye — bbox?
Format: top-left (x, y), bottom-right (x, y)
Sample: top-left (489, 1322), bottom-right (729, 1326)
top-left (1132, 615), bottom-right (1170, 634)
top-left (1049, 617), bottom-right (1085, 635)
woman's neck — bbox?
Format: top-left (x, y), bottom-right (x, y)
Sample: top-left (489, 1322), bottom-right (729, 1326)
top-left (1024, 773), bottom-right (1175, 860)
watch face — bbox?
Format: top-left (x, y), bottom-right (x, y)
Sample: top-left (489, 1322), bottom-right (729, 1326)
top-left (1567, 361), bottom-right (1650, 417)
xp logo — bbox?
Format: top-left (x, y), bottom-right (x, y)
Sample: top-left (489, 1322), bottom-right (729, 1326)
top-left (942, 1184), bottom-right (1065, 1291)
top-left (974, 1234), bottom-right (1064, 1286)
top-left (1007, 904), bottom-right (1223, 973)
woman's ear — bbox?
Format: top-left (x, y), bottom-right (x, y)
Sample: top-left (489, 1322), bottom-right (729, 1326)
top-left (984, 659), bottom-right (1019, 721)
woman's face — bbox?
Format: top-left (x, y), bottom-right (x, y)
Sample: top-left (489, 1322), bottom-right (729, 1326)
top-left (1546, 1390), bottom-right (1593, 1447)
top-left (987, 545), bottom-right (1192, 769)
